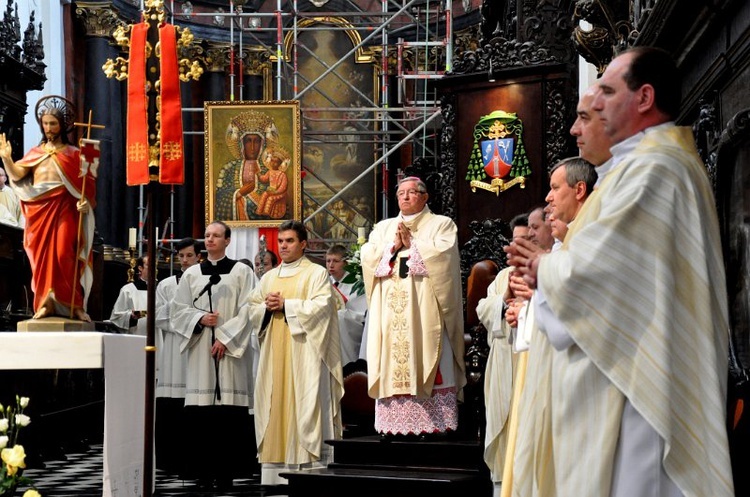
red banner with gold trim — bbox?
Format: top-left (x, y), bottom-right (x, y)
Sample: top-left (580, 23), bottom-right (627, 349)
top-left (158, 24), bottom-right (184, 184)
top-left (126, 22), bottom-right (150, 186)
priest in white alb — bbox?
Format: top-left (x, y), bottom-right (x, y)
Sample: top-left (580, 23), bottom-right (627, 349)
top-left (170, 221), bottom-right (258, 490)
top-left (154, 237), bottom-right (200, 472)
top-left (109, 256), bottom-right (149, 335)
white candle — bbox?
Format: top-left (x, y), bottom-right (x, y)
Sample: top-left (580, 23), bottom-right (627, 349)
top-left (357, 227), bottom-right (366, 244)
top-left (128, 228), bottom-right (137, 248)
top-left (155, 227), bottom-right (159, 243)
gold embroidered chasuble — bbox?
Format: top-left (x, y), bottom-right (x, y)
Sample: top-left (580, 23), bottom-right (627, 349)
top-left (361, 207), bottom-right (466, 401)
top-left (538, 125), bottom-right (734, 496)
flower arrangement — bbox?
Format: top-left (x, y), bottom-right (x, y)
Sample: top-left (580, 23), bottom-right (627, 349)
top-left (1, 396), bottom-right (40, 497)
top-left (341, 242), bottom-right (365, 297)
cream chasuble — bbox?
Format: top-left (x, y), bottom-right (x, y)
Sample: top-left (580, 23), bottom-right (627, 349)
top-left (362, 207), bottom-right (466, 435)
top-left (538, 125), bottom-right (734, 496)
top-left (476, 266), bottom-right (515, 485)
top-left (246, 257), bottom-right (343, 475)
top-left (0, 187), bottom-right (22, 227)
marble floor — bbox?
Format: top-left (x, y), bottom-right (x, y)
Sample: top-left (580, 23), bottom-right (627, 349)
top-left (20, 444), bottom-right (288, 497)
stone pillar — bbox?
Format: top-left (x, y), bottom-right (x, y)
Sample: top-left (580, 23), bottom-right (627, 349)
top-left (75, 4), bottom-right (135, 249)
top-left (242, 47), bottom-right (269, 101)
top-left (204, 44), bottom-right (230, 101)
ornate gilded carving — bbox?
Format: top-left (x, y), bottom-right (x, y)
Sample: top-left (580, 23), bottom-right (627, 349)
top-left (571, 0), bottom-right (634, 74)
top-left (370, 46), bottom-right (400, 75)
top-left (453, 25), bottom-right (482, 60)
top-left (175, 26), bottom-right (204, 82)
top-left (241, 46), bottom-right (271, 76)
top-left (204, 43), bottom-right (231, 72)
top-left (75, 2), bottom-right (126, 38)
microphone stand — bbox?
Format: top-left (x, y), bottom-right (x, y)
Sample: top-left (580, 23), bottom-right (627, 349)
top-left (207, 285), bottom-right (221, 403)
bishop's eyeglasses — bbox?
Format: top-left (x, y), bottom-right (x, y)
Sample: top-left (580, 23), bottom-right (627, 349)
top-left (396, 188), bottom-right (425, 197)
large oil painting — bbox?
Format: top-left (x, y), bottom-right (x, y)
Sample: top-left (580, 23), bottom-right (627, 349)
top-left (204, 101), bottom-right (302, 227)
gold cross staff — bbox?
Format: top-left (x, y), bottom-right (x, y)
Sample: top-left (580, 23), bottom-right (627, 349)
top-left (74, 109), bottom-right (106, 140)
top-left (69, 109), bottom-right (105, 319)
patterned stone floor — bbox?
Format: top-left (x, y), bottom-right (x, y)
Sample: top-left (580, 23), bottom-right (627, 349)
top-left (20, 444), bottom-right (287, 497)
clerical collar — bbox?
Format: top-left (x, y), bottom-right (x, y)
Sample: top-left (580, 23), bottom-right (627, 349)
top-left (594, 157), bottom-right (614, 188)
top-left (280, 257), bottom-right (303, 269)
top-left (609, 121), bottom-right (675, 172)
top-left (133, 278), bottom-right (147, 291)
top-left (200, 256), bottom-right (237, 275)
top-left (277, 256), bottom-right (304, 277)
top-left (400, 208), bottom-right (426, 222)
top-left (207, 255), bottom-right (226, 265)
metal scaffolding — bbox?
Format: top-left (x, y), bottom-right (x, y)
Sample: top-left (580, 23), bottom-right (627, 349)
top-left (174, 0), bottom-right (452, 250)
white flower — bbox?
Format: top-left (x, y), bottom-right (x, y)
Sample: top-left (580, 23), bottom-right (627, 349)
top-left (0, 435), bottom-right (8, 449)
top-left (15, 414), bottom-right (31, 427)
top-left (0, 418), bottom-right (8, 433)
top-left (19, 397), bottom-right (29, 409)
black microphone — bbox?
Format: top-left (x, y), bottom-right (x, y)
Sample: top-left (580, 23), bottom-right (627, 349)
top-left (194, 274), bottom-right (221, 300)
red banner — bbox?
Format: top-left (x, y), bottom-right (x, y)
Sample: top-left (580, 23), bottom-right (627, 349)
top-left (158, 24), bottom-right (184, 184)
top-left (126, 22), bottom-right (150, 186)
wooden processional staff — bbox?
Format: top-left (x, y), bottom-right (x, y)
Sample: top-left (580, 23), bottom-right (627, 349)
top-left (102, 1), bottom-right (203, 495)
top-left (70, 111), bottom-right (104, 319)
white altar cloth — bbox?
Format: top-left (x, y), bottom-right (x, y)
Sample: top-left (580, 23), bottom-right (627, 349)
top-left (0, 332), bottom-right (146, 497)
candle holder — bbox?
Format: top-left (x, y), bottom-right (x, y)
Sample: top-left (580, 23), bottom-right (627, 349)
top-left (127, 247), bottom-right (136, 282)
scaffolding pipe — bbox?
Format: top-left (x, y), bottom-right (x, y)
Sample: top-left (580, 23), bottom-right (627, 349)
top-left (446, 0), bottom-right (453, 72)
top-left (238, 7), bottom-right (244, 100)
top-left (295, 0), bottom-right (420, 100)
top-left (229, 0), bottom-right (235, 101)
top-left (422, 0), bottom-right (429, 153)
top-left (293, 0), bottom-right (299, 98)
top-left (297, 42), bottom-right (376, 108)
top-left (275, 4), bottom-right (283, 99)
top-left (305, 109), bottom-right (441, 223)
top-left (381, 0), bottom-right (390, 216)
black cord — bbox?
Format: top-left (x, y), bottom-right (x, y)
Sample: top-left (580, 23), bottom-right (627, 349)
top-left (192, 290), bottom-right (221, 403)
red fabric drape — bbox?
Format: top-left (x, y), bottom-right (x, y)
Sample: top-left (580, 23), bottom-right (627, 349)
top-left (259, 227), bottom-right (279, 259)
top-left (158, 23), bottom-right (184, 184)
top-left (126, 23), bottom-right (149, 186)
